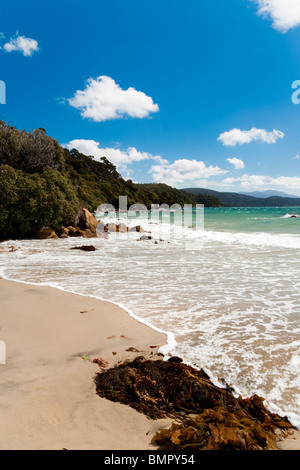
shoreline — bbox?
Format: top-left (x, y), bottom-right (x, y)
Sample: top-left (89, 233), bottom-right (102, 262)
top-left (0, 277), bottom-right (299, 450)
top-left (0, 268), bottom-right (176, 358)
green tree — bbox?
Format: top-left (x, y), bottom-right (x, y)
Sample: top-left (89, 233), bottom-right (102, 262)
top-left (0, 165), bottom-right (78, 239)
top-left (0, 122), bottom-right (65, 173)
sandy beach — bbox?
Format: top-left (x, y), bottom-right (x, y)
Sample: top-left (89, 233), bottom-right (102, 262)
top-left (0, 278), bottom-right (171, 450)
top-left (0, 277), bottom-right (299, 450)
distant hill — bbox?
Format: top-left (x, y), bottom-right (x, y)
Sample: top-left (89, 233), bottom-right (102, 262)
top-left (138, 184), bottom-right (223, 208)
top-left (241, 190), bottom-right (299, 199)
top-left (184, 188), bottom-right (300, 207)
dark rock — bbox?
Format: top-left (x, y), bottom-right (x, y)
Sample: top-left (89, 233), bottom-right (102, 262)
top-left (55, 226), bottom-right (70, 238)
top-left (83, 229), bottom-right (97, 238)
top-left (71, 245), bottom-right (96, 252)
top-left (117, 223), bottom-right (128, 233)
top-left (129, 226), bottom-right (145, 233)
top-left (75, 208), bottom-right (98, 233)
top-left (36, 228), bottom-right (58, 240)
top-left (67, 226), bottom-right (84, 237)
top-left (0, 245), bottom-right (17, 253)
top-left (104, 223), bottom-right (117, 233)
top-left (138, 235), bottom-right (153, 241)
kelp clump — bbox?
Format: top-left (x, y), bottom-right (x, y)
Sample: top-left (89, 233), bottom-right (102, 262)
top-left (95, 356), bottom-right (295, 450)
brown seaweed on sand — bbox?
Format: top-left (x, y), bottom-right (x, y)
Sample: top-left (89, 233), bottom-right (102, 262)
top-left (95, 356), bottom-right (295, 450)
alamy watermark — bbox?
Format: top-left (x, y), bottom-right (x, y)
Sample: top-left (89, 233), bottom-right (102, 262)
top-left (95, 196), bottom-right (204, 243)
top-left (291, 80), bottom-right (300, 105)
top-left (0, 340), bottom-right (6, 365)
top-left (0, 80), bottom-right (6, 104)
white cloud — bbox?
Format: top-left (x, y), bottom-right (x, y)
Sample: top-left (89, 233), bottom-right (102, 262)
top-left (3, 34), bottom-right (39, 56)
top-left (64, 138), bottom-right (169, 176)
top-left (270, 176), bottom-right (300, 190)
top-left (65, 140), bottom-right (228, 187)
top-left (223, 174), bottom-right (267, 188)
top-left (67, 76), bottom-right (159, 122)
top-left (226, 157), bottom-right (245, 169)
top-left (150, 159), bottom-right (228, 187)
top-left (253, 0), bottom-right (300, 33)
top-left (151, 155), bottom-right (170, 165)
top-left (222, 174), bottom-right (300, 192)
top-left (64, 139), bottom-right (299, 194)
top-left (293, 154), bottom-right (300, 160)
top-left (218, 127), bottom-right (284, 146)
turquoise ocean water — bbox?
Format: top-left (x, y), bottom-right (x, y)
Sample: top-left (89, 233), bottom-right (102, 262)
top-left (204, 207), bottom-right (300, 234)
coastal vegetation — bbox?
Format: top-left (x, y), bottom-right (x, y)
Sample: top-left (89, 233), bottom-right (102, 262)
top-left (0, 122), bottom-right (222, 239)
top-left (0, 164), bottom-right (79, 240)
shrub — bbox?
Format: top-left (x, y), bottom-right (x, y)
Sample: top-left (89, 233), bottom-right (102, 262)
top-left (0, 165), bottom-right (79, 239)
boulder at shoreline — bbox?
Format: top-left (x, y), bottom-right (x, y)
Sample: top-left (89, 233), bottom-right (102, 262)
top-left (75, 208), bottom-right (98, 234)
top-left (34, 209), bottom-right (147, 241)
top-left (35, 209), bottom-right (104, 240)
top-left (37, 228), bottom-right (59, 240)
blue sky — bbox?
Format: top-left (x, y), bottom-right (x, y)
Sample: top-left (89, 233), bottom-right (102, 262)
top-left (1, 0), bottom-right (300, 195)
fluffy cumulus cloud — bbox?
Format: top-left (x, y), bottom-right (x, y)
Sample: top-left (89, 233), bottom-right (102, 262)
top-left (254, 0), bottom-right (300, 33)
top-left (150, 159), bottom-right (228, 188)
top-left (226, 157), bottom-right (245, 169)
top-left (222, 174), bottom-right (300, 191)
top-left (218, 127), bottom-right (284, 147)
top-left (67, 76), bottom-right (159, 122)
top-left (2, 34), bottom-right (39, 56)
top-left (64, 139), bottom-right (168, 178)
top-left (64, 139), bottom-right (300, 193)
top-left (65, 140), bottom-right (228, 186)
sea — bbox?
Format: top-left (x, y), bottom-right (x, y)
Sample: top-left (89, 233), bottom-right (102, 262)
top-left (0, 206), bottom-right (300, 428)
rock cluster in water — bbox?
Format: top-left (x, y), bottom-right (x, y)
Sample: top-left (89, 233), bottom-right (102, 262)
top-left (35, 208), bottom-right (149, 241)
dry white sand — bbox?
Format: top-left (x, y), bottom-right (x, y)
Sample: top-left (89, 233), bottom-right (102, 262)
top-left (0, 278), bottom-right (299, 450)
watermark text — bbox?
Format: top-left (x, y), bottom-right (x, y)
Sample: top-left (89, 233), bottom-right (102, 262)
top-left (0, 340), bottom-right (6, 365)
top-left (292, 80), bottom-right (300, 105)
top-left (95, 196), bottom-right (204, 243)
top-left (0, 80), bottom-right (6, 104)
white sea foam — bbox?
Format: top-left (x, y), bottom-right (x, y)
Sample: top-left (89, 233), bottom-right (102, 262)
top-left (0, 218), bottom-right (299, 428)
top-left (281, 213), bottom-right (300, 219)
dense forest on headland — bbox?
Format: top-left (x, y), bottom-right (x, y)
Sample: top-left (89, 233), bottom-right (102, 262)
top-left (0, 122), bottom-right (222, 239)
